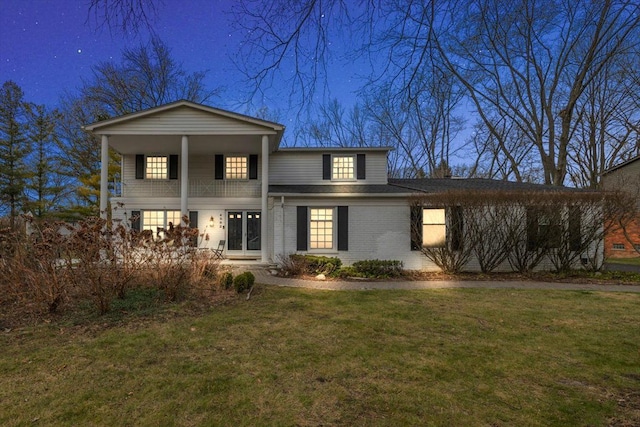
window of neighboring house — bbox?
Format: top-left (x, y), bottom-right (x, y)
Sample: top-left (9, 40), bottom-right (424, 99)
top-left (422, 208), bottom-right (446, 248)
top-left (613, 243), bottom-right (626, 250)
top-left (310, 208), bottom-right (334, 249)
top-left (145, 156), bottom-right (168, 179)
top-left (332, 155), bottom-right (355, 180)
top-left (225, 156), bottom-right (248, 180)
top-left (143, 210), bottom-right (181, 240)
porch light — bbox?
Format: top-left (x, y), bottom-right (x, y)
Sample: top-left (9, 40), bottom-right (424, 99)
top-left (209, 216), bottom-right (215, 227)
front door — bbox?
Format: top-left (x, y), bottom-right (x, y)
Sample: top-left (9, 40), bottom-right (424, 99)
top-left (227, 211), bottom-right (261, 256)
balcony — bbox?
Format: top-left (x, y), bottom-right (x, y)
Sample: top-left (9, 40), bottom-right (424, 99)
top-left (119, 179), bottom-right (262, 198)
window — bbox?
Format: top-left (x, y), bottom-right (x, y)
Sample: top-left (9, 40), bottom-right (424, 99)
top-left (323, 154), bottom-right (365, 180)
top-left (143, 210), bottom-right (181, 240)
top-left (422, 208), bottom-right (446, 247)
top-left (225, 156), bottom-right (248, 180)
top-left (411, 206), bottom-right (463, 250)
top-left (145, 156), bottom-right (168, 179)
top-left (310, 208), bottom-right (334, 249)
top-left (527, 208), bottom-right (561, 249)
top-left (613, 243), bottom-right (626, 250)
top-left (332, 156), bottom-right (354, 180)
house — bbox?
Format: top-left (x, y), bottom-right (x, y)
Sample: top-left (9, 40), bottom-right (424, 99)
top-left (85, 100), bottom-right (599, 271)
top-left (601, 155), bottom-right (640, 258)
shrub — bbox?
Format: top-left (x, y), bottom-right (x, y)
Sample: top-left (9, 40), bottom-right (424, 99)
top-left (233, 271), bottom-right (256, 293)
top-left (349, 260), bottom-right (404, 278)
top-left (289, 254), bottom-right (342, 275)
top-left (276, 253), bottom-right (307, 276)
top-left (219, 271), bottom-right (233, 290)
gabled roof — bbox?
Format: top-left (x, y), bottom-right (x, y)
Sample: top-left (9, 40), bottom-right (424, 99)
top-left (83, 99), bottom-right (285, 133)
top-left (602, 155), bottom-right (640, 176)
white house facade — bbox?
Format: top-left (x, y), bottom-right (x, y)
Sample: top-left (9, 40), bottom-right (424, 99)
top-left (85, 100), bottom-right (597, 271)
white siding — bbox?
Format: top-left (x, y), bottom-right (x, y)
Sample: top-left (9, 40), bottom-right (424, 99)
top-left (96, 106), bottom-right (277, 135)
top-left (273, 197), bottom-right (439, 270)
top-left (270, 151), bottom-right (388, 185)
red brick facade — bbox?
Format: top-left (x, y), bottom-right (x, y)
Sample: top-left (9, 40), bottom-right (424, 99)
top-left (605, 218), bottom-right (640, 258)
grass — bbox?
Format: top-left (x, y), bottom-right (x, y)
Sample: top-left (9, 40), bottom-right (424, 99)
top-left (608, 257), bottom-right (640, 266)
top-left (1, 286), bottom-right (639, 426)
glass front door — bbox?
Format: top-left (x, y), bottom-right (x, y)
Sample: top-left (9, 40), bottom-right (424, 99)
top-left (227, 211), bottom-right (261, 254)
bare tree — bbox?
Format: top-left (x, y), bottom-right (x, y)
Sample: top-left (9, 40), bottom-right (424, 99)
top-left (87, 0), bottom-right (162, 35)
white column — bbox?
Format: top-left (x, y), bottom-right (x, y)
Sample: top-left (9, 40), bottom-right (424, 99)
top-left (100, 135), bottom-right (109, 219)
top-left (181, 135), bottom-right (189, 225)
top-left (261, 135), bottom-right (269, 262)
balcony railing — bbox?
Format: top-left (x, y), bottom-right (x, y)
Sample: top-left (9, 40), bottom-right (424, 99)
top-left (119, 179), bottom-right (262, 198)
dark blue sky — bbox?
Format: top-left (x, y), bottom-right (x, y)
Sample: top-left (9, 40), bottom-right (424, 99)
top-left (0, 0), bottom-right (359, 122)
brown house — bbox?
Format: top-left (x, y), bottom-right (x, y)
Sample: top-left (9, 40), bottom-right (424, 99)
top-left (601, 155), bottom-right (640, 258)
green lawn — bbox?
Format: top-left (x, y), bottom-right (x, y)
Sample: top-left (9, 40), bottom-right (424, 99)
top-left (608, 257), bottom-right (640, 266)
top-left (1, 286), bottom-right (639, 426)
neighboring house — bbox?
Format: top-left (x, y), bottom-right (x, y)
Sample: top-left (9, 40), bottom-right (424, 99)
top-left (601, 155), bottom-right (640, 258)
top-left (85, 100), bottom-right (596, 270)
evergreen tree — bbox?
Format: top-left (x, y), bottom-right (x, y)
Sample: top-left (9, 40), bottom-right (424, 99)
top-left (24, 104), bottom-right (69, 219)
top-left (0, 81), bottom-right (31, 229)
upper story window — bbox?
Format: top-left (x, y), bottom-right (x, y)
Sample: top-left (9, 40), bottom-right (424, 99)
top-left (332, 156), bottom-right (355, 180)
top-left (135, 154), bottom-right (178, 180)
top-left (323, 153), bottom-right (366, 181)
top-left (145, 156), bottom-right (168, 179)
top-left (225, 156), bottom-right (248, 180)
top-left (215, 154), bottom-right (258, 181)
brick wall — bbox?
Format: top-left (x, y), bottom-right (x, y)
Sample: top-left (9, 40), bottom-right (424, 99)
top-left (605, 218), bottom-right (640, 258)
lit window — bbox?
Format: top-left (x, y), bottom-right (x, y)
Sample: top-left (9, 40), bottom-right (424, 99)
top-left (143, 210), bottom-right (181, 240)
top-left (145, 156), bottom-right (168, 179)
top-left (332, 156), bottom-right (354, 180)
top-left (310, 208), bottom-right (334, 249)
top-left (613, 243), bottom-right (626, 250)
top-left (226, 156), bottom-right (248, 180)
top-left (422, 208), bottom-right (446, 247)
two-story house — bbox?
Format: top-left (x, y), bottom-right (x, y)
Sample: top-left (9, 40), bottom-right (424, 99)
top-left (601, 155), bottom-right (640, 258)
top-left (85, 100), bottom-right (599, 271)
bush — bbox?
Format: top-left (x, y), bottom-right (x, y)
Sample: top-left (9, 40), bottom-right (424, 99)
top-left (219, 271), bottom-right (233, 290)
top-left (233, 271), bottom-right (255, 293)
top-left (349, 260), bottom-right (404, 278)
top-left (289, 254), bottom-right (342, 275)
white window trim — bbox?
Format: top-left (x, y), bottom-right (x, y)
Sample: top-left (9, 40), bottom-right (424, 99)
top-left (331, 154), bottom-right (356, 182)
top-left (309, 207), bottom-right (337, 252)
top-left (422, 207), bottom-right (447, 248)
top-left (145, 155), bottom-right (169, 180)
top-left (225, 155), bottom-right (249, 181)
top-left (142, 210), bottom-right (181, 240)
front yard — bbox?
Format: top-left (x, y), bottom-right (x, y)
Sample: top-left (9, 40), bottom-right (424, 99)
top-left (1, 286), bottom-right (639, 426)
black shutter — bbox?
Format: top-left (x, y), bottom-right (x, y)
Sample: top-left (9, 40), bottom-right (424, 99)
top-left (135, 155), bottom-right (144, 179)
top-left (131, 210), bottom-right (141, 231)
top-left (451, 206), bottom-right (463, 251)
top-left (249, 154), bottom-right (258, 180)
top-left (410, 205), bottom-right (422, 250)
top-left (189, 211), bottom-right (199, 247)
top-left (526, 207), bottom-right (538, 250)
top-left (337, 206), bottom-right (348, 251)
top-left (169, 155), bottom-right (179, 180)
top-left (322, 154), bottom-right (331, 180)
top-left (569, 206), bottom-right (581, 252)
top-left (357, 154), bottom-right (366, 179)
top-left (215, 154), bottom-right (224, 180)
top-left (297, 206), bottom-right (308, 251)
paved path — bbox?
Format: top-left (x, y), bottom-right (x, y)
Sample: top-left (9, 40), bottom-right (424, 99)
top-left (252, 269), bottom-right (640, 293)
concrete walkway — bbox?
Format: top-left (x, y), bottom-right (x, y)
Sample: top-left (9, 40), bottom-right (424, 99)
top-left (252, 269), bottom-right (640, 293)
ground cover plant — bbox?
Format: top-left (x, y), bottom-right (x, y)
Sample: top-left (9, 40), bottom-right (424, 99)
top-left (1, 286), bottom-right (638, 426)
